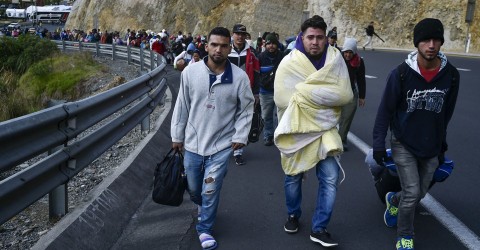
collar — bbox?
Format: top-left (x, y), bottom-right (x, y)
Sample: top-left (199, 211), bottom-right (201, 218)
top-left (203, 57), bottom-right (233, 84)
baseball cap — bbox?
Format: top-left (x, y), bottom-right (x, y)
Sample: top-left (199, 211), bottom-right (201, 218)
top-left (233, 24), bottom-right (247, 33)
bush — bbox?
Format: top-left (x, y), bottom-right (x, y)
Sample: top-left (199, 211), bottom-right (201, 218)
top-left (0, 34), bottom-right (59, 74)
top-left (1, 52), bottom-right (102, 122)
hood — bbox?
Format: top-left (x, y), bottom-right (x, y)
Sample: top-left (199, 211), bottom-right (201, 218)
top-left (341, 37), bottom-right (358, 54)
top-left (405, 50), bottom-right (448, 74)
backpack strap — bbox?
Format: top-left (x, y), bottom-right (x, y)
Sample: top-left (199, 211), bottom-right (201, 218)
top-left (446, 62), bottom-right (459, 88)
top-left (397, 61), bottom-right (408, 83)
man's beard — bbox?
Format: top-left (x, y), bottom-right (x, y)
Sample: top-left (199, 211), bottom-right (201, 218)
top-left (209, 55), bottom-right (226, 65)
top-left (418, 50), bottom-right (438, 61)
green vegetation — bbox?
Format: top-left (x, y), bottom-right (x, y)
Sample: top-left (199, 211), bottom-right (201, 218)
top-left (0, 35), bottom-right (103, 122)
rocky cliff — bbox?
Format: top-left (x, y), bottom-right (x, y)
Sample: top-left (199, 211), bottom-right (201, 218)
top-left (66, 0), bottom-right (480, 53)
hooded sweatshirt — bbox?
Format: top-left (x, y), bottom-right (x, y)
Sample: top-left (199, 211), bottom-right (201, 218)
top-left (341, 38), bottom-right (366, 99)
top-left (373, 51), bottom-right (459, 158)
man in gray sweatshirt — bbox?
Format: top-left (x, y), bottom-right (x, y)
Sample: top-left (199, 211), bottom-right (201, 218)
top-left (171, 27), bottom-right (254, 250)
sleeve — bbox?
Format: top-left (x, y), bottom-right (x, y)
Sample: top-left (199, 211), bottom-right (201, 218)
top-left (372, 68), bottom-right (402, 151)
top-left (170, 71), bottom-right (190, 143)
top-left (232, 77), bottom-right (255, 144)
top-left (357, 58), bottom-right (367, 99)
top-left (173, 51), bottom-right (186, 67)
top-left (251, 54), bottom-right (261, 95)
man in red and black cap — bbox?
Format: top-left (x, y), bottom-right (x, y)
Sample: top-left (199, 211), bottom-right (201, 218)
top-left (373, 18), bottom-right (459, 250)
top-left (228, 23), bottom-right (260, 165)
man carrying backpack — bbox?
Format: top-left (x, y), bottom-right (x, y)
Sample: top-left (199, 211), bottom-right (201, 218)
top-left (372, 18), bottom-right (459, 250)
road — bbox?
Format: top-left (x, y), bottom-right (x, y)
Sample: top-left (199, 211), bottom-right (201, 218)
top-left (91, 49), bottom-right (480, 249)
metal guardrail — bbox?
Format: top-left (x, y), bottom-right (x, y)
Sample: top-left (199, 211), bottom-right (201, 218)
top-left (0, 41), bottom-right (168, 224)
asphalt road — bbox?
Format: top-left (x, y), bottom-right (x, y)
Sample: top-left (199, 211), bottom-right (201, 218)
top-left (113, 49), bottom-right (480, 250)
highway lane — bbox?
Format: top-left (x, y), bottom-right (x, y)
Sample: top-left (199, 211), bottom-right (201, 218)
top-left (114, 49), bottom-right (479, 249)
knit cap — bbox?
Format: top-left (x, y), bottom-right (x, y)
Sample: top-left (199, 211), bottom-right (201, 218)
top-left (413, 18), bottom-right (444, 47)
top-left (265, 33), bottom-right (278, 45)
top-left (341, 37), bottom-right (358, 54)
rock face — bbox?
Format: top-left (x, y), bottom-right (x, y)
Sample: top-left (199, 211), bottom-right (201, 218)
top-left (66, 0), bottom-right (480, 53)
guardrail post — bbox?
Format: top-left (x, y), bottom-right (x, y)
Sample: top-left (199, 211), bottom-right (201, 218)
top-left (96, 42), bottom-right (100, 57)
top-left (140, 48), bottom-right (145, 72)
top-left (127, 46), bottom-right (131, 65)
top-left (150, 50), bottom-right (155, 71)
top-left (112, 43), bottom-right (116, 60)
top-left (79, 41), bottom-right (83, 52)
top-left (47, 100), bottom-right (68, 221)
top-left (49, 172), bottom-right (68, 221)
top-left (62, 40), bottom-right (66, 51)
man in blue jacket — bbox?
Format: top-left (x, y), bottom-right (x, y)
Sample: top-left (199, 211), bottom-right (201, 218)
top-left (372, 18), bottom-right (459, 250)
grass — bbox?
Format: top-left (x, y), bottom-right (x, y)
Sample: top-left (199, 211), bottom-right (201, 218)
top-left (0, 52), bottom-right (104, 122)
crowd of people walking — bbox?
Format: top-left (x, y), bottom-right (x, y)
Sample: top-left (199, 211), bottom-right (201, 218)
top-left (1, 16), bottom-right (459, 250)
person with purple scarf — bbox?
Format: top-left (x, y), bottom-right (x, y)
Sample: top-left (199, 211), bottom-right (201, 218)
top-left (274, 15), bottom-right (352, 248)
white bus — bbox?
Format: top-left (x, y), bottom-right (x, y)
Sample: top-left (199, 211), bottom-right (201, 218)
top-left (27, 5), bottom-right (72, 23)
top-left (5, 5), bottom-right (71, 23)
top-left (5, 8), bottom-right (26, 19)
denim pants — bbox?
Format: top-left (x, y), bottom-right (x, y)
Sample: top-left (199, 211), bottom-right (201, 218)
top-left (391, 136), bottom-right (438, 237)
top-left (259, 92), bottom-right (277, 141)
top-left (284, 156), bottom-right (340, 232)
top-left (184, 148), bottom-right (231, 235)
top-left (338, 90), bottom-right (358, 143)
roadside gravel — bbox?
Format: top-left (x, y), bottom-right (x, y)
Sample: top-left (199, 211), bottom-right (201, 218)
top-left (0, 55), bottom-right (165, 250)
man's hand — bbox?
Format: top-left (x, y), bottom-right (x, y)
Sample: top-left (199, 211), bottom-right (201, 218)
top-left (359, 98), bottom-right (366, 107)
top-left (232, 143), bottom-right (245, 150)
top-left (172, 142), bottom-right (183, 152)
top-left (438, 152), bottom-right (445, 165)
top-left (373, 150), bottom-right (390, 166)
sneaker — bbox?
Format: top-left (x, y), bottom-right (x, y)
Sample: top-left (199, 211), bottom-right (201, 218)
top-left (264, 137), bottom-right (274, 146)
top-left (310, 229), bottom-right (338, 247)
top-left (396, 236), bottom-right (414, 250)
top-left (284, 214), bottom-right (299, 233)
top-left (362, 46), bottom-right (365, 50)
top-left (234, 155), bottom-right (245, 165)
top-left (384, 192), bottom-right (398, 227)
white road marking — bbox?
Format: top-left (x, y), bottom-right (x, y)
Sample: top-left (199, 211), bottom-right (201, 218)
top-left (457, 68), bottom-right (471, 72)
top-left (365, 75), bottom-right (377, 79)
top-left (347, 132), bottom-right (480, 250)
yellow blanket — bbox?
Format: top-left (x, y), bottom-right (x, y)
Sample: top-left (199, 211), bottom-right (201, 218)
top-left (274, 47), bottom-right (353, 175)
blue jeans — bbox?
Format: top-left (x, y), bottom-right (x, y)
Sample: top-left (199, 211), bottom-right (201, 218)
top-left (391, 136), bottom-right (438, 237)
top-left (184, 148), bottom-right (231, 235)
top-left (259, 92), bottom-right (277, 140)
top-left (284, 156), bottom-right (340, 232)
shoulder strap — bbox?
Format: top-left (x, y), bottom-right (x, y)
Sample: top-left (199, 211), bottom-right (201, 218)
top-left (397, 62), bottom-right (408, 83)
top-left (446, 62), bottom-right (459, 88)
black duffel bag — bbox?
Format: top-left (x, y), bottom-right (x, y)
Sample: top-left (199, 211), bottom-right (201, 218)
top-left (248, 103), bottom-right (264, 143)
top-left (152, 149), bottom-right (187, 206)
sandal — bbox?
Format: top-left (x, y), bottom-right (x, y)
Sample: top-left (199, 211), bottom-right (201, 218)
top-left (199, 233), bottom-right (217, 250)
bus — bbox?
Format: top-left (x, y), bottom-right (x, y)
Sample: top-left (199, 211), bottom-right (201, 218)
top-left (5, 5), bottom-right (71, 23)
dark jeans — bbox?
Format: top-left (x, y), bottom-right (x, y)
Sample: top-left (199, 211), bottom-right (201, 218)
top-left (391, 135), bottom-right (438, 237)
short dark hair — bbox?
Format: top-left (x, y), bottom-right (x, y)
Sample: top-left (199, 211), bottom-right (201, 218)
top-left (208, 27), bottom-right (231, 42)
top-left (301, 15), bottom-right (327, 33)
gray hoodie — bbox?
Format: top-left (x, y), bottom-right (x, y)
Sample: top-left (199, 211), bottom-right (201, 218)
top-left (171, 58), bottom-right (255, 156)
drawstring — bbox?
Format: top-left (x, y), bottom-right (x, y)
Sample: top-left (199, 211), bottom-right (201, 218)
top-left (335, 155), bottom-right (346, 184)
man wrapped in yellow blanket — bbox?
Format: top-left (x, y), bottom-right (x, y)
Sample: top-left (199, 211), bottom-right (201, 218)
top-left (274, 15), bottom-right (353, 248)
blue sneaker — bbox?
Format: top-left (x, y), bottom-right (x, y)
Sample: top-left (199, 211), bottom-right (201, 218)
top-left (396, 236), bottom-right (414, 250)
top-left (384, 192), bottom-right (398, 227)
